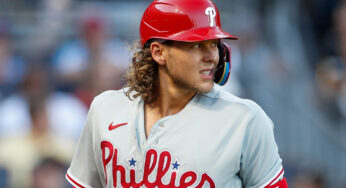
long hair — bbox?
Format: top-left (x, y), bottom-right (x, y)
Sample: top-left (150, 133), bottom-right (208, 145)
top-left (125, 41), bottom-right (158, 103)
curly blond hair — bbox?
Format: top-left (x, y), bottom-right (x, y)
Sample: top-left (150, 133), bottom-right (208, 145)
top-left (125, 41), bottom-right (158, 103)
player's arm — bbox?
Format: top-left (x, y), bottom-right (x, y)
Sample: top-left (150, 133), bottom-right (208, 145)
top-left (239, 108), bottom-right (288, 188)
top-left (66, 97), bottom-right (103, 188)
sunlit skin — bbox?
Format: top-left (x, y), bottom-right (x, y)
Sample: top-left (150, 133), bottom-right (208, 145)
top-left (144, 39), bottom-right (219, 136)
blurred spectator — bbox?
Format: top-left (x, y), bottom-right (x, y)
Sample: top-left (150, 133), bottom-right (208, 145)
top-left (32, 158), bottom-right (70, 188)
top-left (0, 20), bottom-right (27, 99)
top-left (0, 95), bottom-right (76, 187)
top-left (52, 8), bottom-right (131, 107)
top-left (0, 167), bottom-right (8, 188)
top-left (36, 0), bottom-right (72, 50)
top-left (299, 0), bottom-right (340, 65)
top-left (291, 171), bottom-right (326, 188)
top-left (0, 66), bottom-right (87, 140)
top-left (314, 1), bottom-right (346, 123)
top-left (235, 7), bottom-right (292, 112)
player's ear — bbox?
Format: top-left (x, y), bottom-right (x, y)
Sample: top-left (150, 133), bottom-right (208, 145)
top-left (150, 42), bottom-right (167, 65)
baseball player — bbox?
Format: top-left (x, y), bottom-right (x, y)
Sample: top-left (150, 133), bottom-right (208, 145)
top-left (66, 0), bottom-right (288, 187)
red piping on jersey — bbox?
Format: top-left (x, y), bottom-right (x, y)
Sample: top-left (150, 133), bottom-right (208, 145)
top-left (265, 168), bottom-right (284, 187)
top-left (265, 178), bottom-right (288, 188)
top-left (67, 173), bottom-right (86, 188)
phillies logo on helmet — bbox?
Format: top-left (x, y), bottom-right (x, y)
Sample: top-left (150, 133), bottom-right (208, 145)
top-left (205, 7), bottom-right (216, 27)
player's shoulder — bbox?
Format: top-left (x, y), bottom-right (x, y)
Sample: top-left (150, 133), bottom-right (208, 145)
top-left (200, 85), bottom-right (273, 128)
top-left (200, 85), bottom-right (262, 113)
top-left (91, 87), bottom-right (136, 109)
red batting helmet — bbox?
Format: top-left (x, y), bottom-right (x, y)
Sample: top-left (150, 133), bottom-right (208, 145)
top-left (140, 0), bottom-right (237, 45)
top-left (139, 0), bottom-right (237, 86)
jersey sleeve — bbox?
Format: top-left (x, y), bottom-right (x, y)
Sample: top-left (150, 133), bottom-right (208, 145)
top-left (66, 98), bottom-right (103, 188)
top-left (239, 108), bottom-right (284, 188)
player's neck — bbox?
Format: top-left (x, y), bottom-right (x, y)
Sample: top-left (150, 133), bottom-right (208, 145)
top-left (148, 73), bottom-right (195, 117)
top-left (147, 88), bottom-right (194, 119)
top-left (144, 85), bottom-right (194, 137)
top-left (144, 80), bottom-right (193, 138)
top-left (158, 86), bottom-right (194, 116)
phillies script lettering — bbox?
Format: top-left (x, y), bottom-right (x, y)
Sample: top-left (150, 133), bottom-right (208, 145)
top-left (101, 141), bottom-right (215, 188)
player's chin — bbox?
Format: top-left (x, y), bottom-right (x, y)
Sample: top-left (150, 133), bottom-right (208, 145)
top-left (196, 81), bottom-right (214, 93)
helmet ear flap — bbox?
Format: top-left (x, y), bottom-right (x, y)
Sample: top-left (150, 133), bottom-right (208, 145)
top-left (214, 42), bottom-right (231, 86)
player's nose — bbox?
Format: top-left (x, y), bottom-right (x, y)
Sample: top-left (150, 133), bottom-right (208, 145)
top-left (202, 46), bottom-right (219, 64)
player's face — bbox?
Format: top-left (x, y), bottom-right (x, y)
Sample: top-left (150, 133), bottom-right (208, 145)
top-left (164, 39), bottom-right (219, 93)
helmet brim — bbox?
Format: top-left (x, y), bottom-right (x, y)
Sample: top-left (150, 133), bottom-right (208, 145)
top-left (159, 27), bottom-right (238, 42)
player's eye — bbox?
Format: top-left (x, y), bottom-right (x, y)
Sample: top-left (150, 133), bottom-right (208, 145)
top-left (211, 42), bottom-right (217, 48)
top-left (192, 43), bottom-right (202, 49)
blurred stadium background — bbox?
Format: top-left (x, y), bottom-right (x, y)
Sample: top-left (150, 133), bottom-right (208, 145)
top-left (0, 0), bottom-right (346, 187)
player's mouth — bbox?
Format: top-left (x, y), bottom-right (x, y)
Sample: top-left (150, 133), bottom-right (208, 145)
top-left (200, 68), bottom-right (214, 80)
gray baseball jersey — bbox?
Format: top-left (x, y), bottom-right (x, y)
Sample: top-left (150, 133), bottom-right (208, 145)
top-left (66, 85), bottom-right (284, 188)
